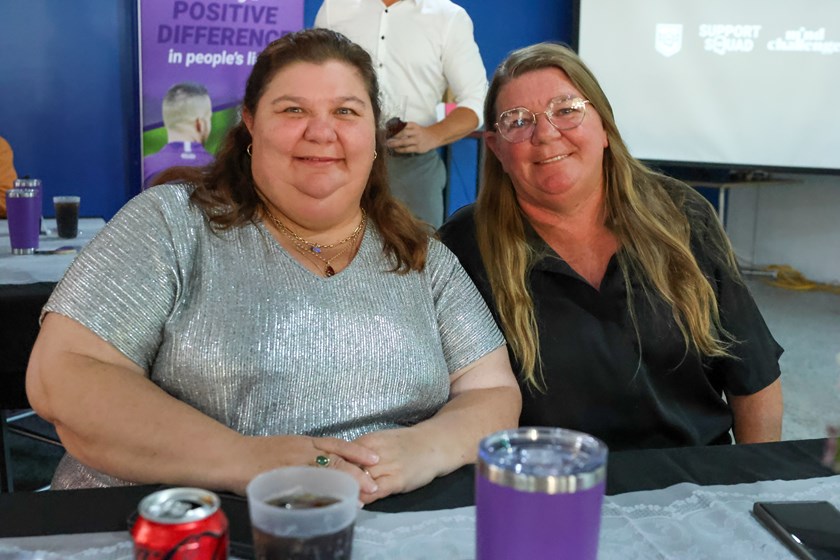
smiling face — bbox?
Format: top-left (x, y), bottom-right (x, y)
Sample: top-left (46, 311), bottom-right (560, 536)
top-left (242, 59), bottom-right (376, 229)
top-left (486, 67), bottom-right (609, 213)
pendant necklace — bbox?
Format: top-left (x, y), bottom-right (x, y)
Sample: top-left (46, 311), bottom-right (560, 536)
top-left (263, 205), bottom-right (367, 277)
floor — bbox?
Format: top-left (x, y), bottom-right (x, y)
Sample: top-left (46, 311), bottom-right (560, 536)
top-left (744, 278), bottom-right (840, 441)
top-left (4, 278), bottom-right (839, 492)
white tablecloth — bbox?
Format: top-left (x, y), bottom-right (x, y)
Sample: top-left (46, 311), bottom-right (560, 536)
top-left (1, 475), bottom-right (838, 559)
top-left (0, 218), bottom-right (106, 284)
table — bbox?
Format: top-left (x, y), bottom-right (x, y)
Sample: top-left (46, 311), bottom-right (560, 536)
top-left (688, 175), bottom-right (797, 230)
top-left (1, 218), bottom-right (106, 492)
top-left (0, 218), bottom-right (106, 408)
top-left (0, 218), bottom-right (107, 283)
top-left (0, 439), bottom-right (835, 558)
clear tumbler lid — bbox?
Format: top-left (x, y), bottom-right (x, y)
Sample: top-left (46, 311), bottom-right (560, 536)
top-left (477, 427), bottom-right (608, 494)
top-left (14, 178), bottom-right (42, 189)
top-left (6, 187), bottom-right (38, 198)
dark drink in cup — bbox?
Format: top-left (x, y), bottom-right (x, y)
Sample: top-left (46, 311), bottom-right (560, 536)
top-left (53, 196), bottom-right (80, 239)
top-left (385, 117), bottom-right (407, 139)
top-left (54, 202), bottom-right (78, 238)
top-left (247, 468), bottom-right (359, 560)
top-left (252, 526), bottom-right (353, 559)
top-left (253, 493), bottom-right (353, 559)
top-left (266, 494), bottom-right (339, 509)
top-left (384, 94), bottom-right (408, 139)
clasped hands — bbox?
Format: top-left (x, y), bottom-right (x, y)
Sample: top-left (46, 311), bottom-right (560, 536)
top-left (241, 428), bottom-right (443, 504)
top-left (324, 427), bottom-right (443, 504)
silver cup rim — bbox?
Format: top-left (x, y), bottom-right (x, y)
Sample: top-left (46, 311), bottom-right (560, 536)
top-left (477, 427), bottom-right (608, 494)
top-left (7, 188), bottom-right (38, 198)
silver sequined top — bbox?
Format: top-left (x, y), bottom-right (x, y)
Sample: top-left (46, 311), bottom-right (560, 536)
top-left (45, 183), bottom-right (504, 489)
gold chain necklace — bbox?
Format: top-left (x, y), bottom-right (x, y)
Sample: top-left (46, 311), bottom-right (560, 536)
top-left (263, 205), bottom-right (367, 277)
top-left (291, 240), bottom-right (354, 277)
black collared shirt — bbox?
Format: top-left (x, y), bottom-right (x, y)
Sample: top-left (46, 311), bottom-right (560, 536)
top-left (439, 182), bottom-right (782, 451)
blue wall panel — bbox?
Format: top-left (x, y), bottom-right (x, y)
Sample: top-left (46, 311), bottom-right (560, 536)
top-left (0, 0), bottom-right (139, 220)
top-left (447, 0), bottom-right (572, 214)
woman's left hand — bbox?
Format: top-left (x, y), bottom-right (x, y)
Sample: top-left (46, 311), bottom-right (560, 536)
top-left (353, 347), bottom-right (522, 504)
top-left (352, 426), bottom-right (443, 503)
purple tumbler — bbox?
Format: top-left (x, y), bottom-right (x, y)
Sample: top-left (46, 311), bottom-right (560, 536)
top-left (13, 178), bottom-right (43, 232)
top-left (476, 427), bottom-right (608, 560)
top-left (6, 188), bottom-right (41, 254)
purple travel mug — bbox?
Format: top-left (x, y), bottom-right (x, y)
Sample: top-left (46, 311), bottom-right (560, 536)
top-left (14, 177), bottom-right (42, 213)
top-left (476, 427), bottom-right (608, 560)
top-left (14, 178), bottom-right (43, 232)
top-left (6, 188), bottom-right (41, 254)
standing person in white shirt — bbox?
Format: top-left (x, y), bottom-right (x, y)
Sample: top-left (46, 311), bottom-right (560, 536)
top-left (315, 0), bottom-right (488, 227)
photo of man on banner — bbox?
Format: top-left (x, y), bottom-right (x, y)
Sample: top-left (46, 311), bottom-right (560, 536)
top-left (143, 82), bottom-right (215, 190)
top-left (139, 0), bottom-right (304, 191)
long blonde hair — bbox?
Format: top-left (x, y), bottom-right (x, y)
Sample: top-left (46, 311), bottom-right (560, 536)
top-left (477, 43), bottom-right (739, 389)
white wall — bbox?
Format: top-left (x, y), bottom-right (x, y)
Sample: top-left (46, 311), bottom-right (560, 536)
top-left (726, 174), bottom-right (840, 284)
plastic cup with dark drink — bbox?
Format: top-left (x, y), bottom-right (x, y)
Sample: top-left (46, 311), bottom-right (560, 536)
top-left (246, 466), bottom-right (358, 559)
top-left (53, 196), bottom-right (80, 239)
top-left (476, 427), bottom-right (608, 560)
top-left (383, 94), bottom-right (408, 140)
top-left (385, 117), bottom-right (407, 139)
top-left (6, 188), bottom-right (41, 254)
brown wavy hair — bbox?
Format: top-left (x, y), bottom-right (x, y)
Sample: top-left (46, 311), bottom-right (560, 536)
top-left (154, 28), bottom-right (429, 272)
top-left (477, 42), bottom-right (739, 389)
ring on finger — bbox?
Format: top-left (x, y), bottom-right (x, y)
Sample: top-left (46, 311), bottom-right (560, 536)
top-left (315, 455), bottom-right (331, 468)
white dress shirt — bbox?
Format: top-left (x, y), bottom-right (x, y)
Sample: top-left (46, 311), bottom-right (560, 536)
top-left (315, 0), bottom-right (487, 128)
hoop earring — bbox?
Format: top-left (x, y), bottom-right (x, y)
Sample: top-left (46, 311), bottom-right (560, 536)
top-left (373, 149), bottom-right (378, 161)
top-left (246, 144), bottom-right (253, 157)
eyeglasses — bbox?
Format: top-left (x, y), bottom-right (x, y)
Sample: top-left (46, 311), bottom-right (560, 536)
top-left (495, 96), bottom-right (591, 143)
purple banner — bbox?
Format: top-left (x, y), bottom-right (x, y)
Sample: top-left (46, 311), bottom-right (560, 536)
top-left (140, 0), bottom-right (304, 129)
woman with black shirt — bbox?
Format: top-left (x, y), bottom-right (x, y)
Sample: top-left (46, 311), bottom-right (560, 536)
top-left (439, 42), bottom-right (782, 450)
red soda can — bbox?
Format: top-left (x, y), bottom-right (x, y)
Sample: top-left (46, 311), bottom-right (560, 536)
top-left (131, 487), bottom-right (229, 559)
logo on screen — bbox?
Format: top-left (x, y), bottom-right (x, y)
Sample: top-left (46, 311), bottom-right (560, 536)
top-left (655, 24), bottom-right (683, 57)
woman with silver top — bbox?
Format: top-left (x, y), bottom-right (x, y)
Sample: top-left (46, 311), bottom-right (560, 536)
top-left (26, 28), bottom-right (521, 502)
top-left (439, 43), bottom-right (783, 450)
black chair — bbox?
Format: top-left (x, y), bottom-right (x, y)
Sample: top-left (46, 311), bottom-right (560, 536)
top-left (0, 282), bottom-right (63, 493)
top-left (1, 409), bottom-right (63, 493)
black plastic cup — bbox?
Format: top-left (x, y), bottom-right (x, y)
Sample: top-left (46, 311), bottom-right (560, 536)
top-left (53, 196), bottom-right (80, 239)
